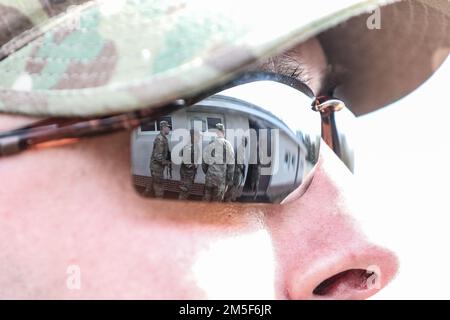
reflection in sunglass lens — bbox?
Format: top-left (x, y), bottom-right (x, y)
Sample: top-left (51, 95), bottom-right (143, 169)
top-left (131, 80), bottom-right (324, 203)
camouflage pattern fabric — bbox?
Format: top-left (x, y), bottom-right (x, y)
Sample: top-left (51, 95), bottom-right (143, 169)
top-left (179, 165), bottom-right (197, 200)
top-left (149, 166), bottom-right (165, 198)
top-left (149, 131), bottom-right (169, 198)
top-left (202, 136), bottom-right (235, 202)
top-left (248, 163), bottom-right (261, 200)
top-left (224, 163), bottom-right (245, 202)
top-left (224, 141), bottom-right (246, 202)
top-left (0, 0), bottom-right (408, 117)
top-left (178, 143), bottom-right (200, 200)
top-left (203, 183), bottom-right (226, 202)
top-left (151, 132), bottom-right (169, 166)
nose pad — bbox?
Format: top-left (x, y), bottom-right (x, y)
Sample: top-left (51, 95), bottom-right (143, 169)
top-left (270, 143), bottom-right (398, 300)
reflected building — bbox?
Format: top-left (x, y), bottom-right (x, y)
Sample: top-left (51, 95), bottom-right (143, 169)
top-left (132, 97), bottom-right (320, 203)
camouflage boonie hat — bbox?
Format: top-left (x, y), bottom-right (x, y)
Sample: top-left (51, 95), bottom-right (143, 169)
top-left (160, 120), bottom-right (170, 128)
top-left (215, 123), bottom-right (225, 132)
top-left (0, 0), bottom-right (449, 117)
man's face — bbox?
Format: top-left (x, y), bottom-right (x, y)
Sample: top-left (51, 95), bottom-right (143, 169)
top-left (216, 130), bottom-right (225, 138)
top-left (162, 126), bottom-right (171, 135)
top-left (0, 37), bottom-right (397, 299)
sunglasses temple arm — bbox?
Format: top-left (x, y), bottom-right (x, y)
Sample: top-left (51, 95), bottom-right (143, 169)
top-left (0, 102), bottom-right (185, 158)
top-left (320, 110), bottom-right (341, 156)
top-left (0, 119), bottom-right (141, 157)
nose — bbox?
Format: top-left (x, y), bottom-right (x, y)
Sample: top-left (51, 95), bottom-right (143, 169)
top-left (266, 144), bottom-right (398, 300)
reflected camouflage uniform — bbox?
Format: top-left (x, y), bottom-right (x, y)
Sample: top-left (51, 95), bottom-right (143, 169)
top-left (224, 142), bottom-right (246, 202)
top-left (224, 163), bottom-right (245, 202)
top-left (202, 127), bottom-right (235, 201)
top-left (179, 143), bottom-right (200, 200)
top-left (149, 130), bottom-right (170, 198)
top-left (249, 163), bottom-right (261, 200)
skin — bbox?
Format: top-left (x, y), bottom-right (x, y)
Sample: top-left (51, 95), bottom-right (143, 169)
top-left (216, 130), bottom-right (225, 139)
top-left (0, 37), bottom-right (398, 299)
top-left (161, 125), bottom-right (171, 136)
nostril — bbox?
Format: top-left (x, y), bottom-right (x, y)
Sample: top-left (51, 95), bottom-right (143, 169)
top-left (312, 269), bottom-right (377, 297)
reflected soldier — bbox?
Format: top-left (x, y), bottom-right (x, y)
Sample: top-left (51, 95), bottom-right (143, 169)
top-left (249, 163), bottom-right (261, 200)
top-left (248, 143), bottom-right (261, 200)
top-left (202, 123), bottom-right (235, 201)
top-left (179, 129), bottom-right (201, 200)
top-left (147, 120), bottom-right (171, 198)
top-left (224, 137), bottom-right (247, 202)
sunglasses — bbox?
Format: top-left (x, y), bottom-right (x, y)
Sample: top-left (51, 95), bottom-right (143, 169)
top-left (0, 72), bottom-right (355, 204)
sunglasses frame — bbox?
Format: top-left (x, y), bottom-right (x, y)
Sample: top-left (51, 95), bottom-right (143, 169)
top-left (0, 71), bottom-right (344, 158)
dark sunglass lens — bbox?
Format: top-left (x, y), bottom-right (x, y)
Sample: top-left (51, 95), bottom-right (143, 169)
top-left (131, 80), bottom-right (322, 203)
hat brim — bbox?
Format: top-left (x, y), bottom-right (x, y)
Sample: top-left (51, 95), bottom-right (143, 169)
top-left (319, 0), bottom-right (450, 116)
top-left (0, 0), bottom-right (448, 117)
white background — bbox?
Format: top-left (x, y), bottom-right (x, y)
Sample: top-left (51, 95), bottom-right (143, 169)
top-left (355, 56), bottom-right (450, 299)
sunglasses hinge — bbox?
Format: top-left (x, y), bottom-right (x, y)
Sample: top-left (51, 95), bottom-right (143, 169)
top-left (312, 97), bottom-right (346, 115)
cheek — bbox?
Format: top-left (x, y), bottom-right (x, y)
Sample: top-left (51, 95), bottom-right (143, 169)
top-left (0, 133), bottom-right (267, 298)
top-left (0, 134), bottom-right (166, 296)
top-left (0, 133), bottom-right (149, 297)
top-left (0, 132), bottom-right (131, 215)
